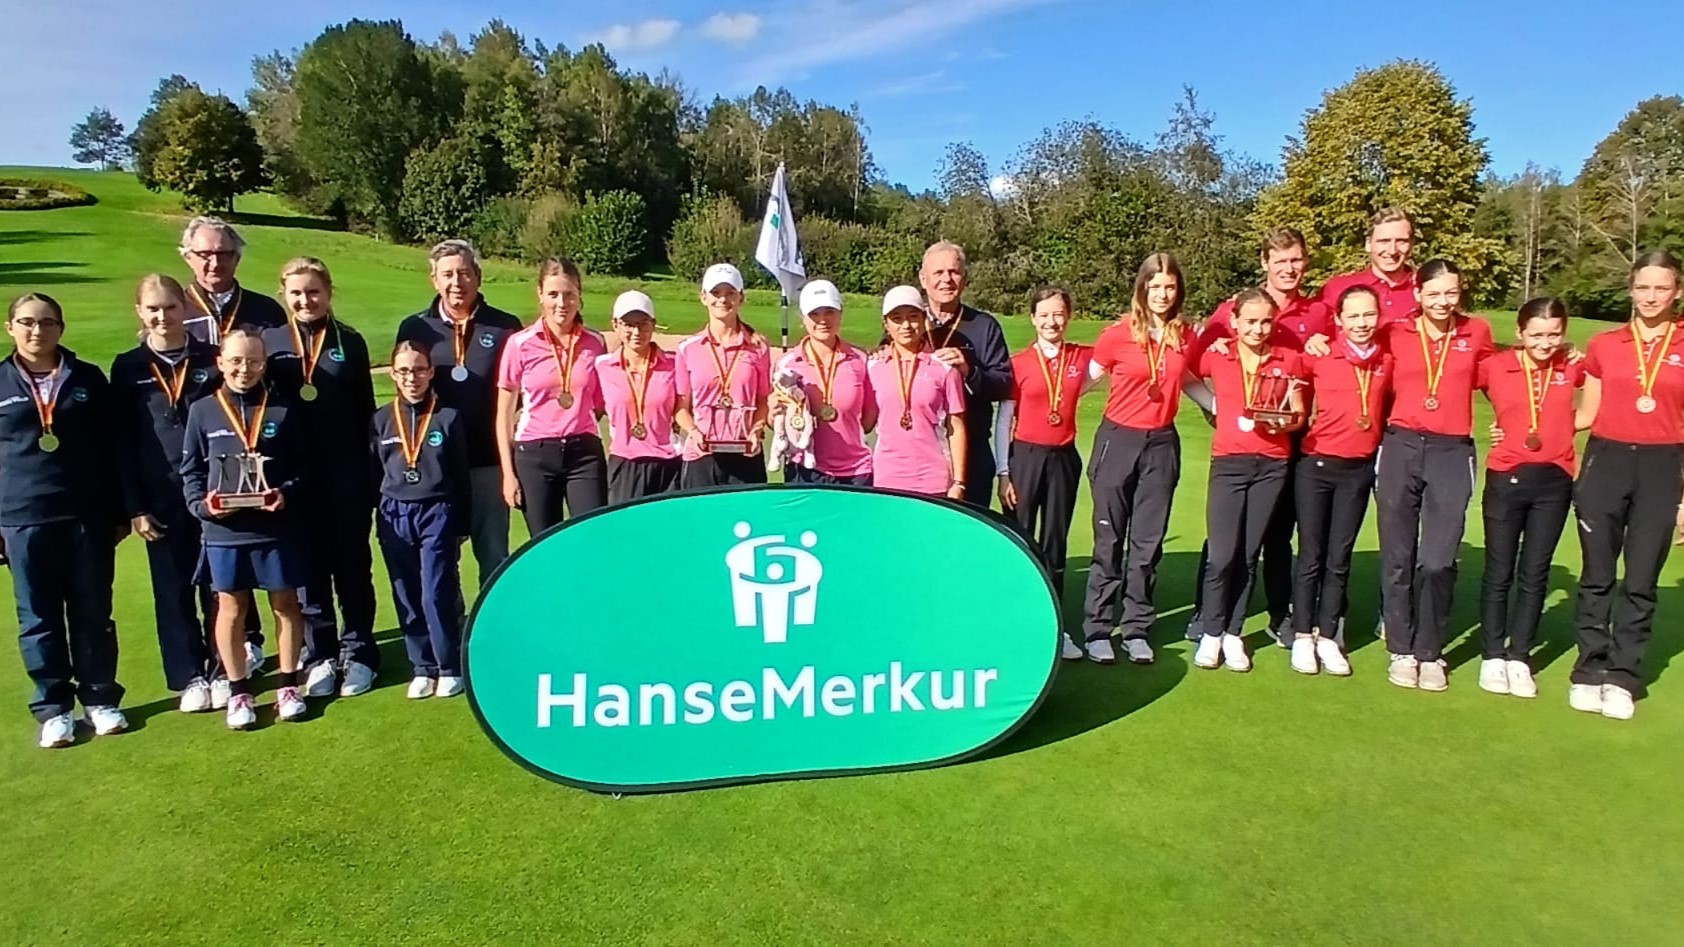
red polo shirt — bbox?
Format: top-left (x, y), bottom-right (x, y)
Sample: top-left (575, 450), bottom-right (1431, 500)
top-left (1302, 346), bottom-right (1393, 459)
top-left (1479, 351), bottom-right (1583, 475)
top-left (1093, 321), bottom-right (1195, 430)
top-left (1382, 315), bottom-right (1496, 437)
top-left (1202, 293), bottom-right (1330, 350)
top-left (1196, 346), bottom-right (1307, 459)
top-left (1584, 324), bottom-right (1684, 445)
top-left (1009, 342), bottom-right (1093, 447)
top-left (1320, 267), bottom-right (1418, 326)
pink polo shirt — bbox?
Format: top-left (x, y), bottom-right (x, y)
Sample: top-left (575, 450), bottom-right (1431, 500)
top-left (674, 328), bottom-right (772, 461)
top-left (497, 323), bottom-right (607, 441)
top-left (867, 351), bottom-right (965, 496)
top-left (595, 348), bottom-right (680, 461)
top-left (775, 341), bottom-right (874, 478)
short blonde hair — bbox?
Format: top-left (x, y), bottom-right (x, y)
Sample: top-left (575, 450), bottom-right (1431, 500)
top-left (280, 256), bottom-right (333, 291)
top-left (134, 273), bottom-right (186, 305)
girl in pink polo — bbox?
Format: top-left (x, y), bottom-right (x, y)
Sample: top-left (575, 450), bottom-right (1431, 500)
top-left (495, 258), bottom-right (608, 536)
top-left (675, 263), bottom-right (771, 489)
top-left (595, 290), bottom-right (681, 504)
top-left (773, 279), bottom-right (875, 486)
top-left (869, 286), bottom-right (968, 500)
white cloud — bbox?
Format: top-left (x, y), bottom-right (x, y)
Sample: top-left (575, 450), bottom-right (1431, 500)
top-left (868, 70), bottom-right (967, 99)
top-left (593, 18), bottom-right (683, 52)
top-left (988, 175), bottom-right (1018, 199)
top-left (700, 12), bottom-right (762, 44)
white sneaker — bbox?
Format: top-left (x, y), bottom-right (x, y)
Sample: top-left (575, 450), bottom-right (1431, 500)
top-left (339, 661), bottom-right (376, 697)
top-left (210, 677), bottom-right (232, 710)
top-left (435, 676), bottom-right (465, 698)
top-left (1505, 660), bottom-right (1537, 699)
top-left (1221, 634), bottom-right (1251, 672)
top-left (225, 693), bottom-right (257, 730)
top-left (246, 640), bottom-right (265, 674)
top-left (1568, 683), bottom-right (1603, 714)
top-left (84, 705), bottom-right (128, 736)
top-left (179, 678), bottom-right (213, 713)
top-left (1123, 638), bottom-right (1155, 665)
top-left (1290, 636), bottom-right (1318, 675)
top-left (1060, 634), bottom-right (1084, 661)
top-left (1086, 638), bottom-right (1117, 665)
top-left (303, 662), bottom-right (338, 698)
top-left (1194, 635), bottom-right (1222, 669)
top-left (1388, 654), bottom-right (1419, 689)
top-left (1601, 684), bottom-right (1635, 720)
top-left (1478, 659), bottom-right (1510, 695)
top-left (275, 686), bottom-right (307, 722)
top-left (38, 712), bottom-right (75, 748)
top-left (1315, 638), bottom-right (1351, 677)
top-left (1417, 660), bottom-right (1448, 692)
top-left (407, 677), bottom-right (436, 700)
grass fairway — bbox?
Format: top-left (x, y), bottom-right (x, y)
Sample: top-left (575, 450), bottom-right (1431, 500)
top-left (3, 170), bottom-right (1683, 944)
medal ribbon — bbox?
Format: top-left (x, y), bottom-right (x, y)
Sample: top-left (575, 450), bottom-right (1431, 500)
top-left (1240, 350), bottom-right (1264, 412)
top-left (1354, 363), bottom-right (1374, 426)
top-left (288, 317), bottom-right (329, 387)
top-left (1631, 320), bottom-right (1675, 402)
top-left (16, 357), bottom-right (61, 436)
top-left (393, 395), bottom-right (437, 471)
top-left (215, 388), bottom-right (268, 452)
top-left (1036, 341), bottom-right (1069, 419)
top-left (191, 285), bottom-right (243, 335)
top-left (148, 357), bottom-right (189, 407)
top-left (623, 347), bottom-right (659, 429)
top-left (1144, 332), bottom-right (1168, 390)
top-left (449, 315), bottom-right (473, 372)
top-left (546, 324), bottom-right (580, 402)
top-left (896, 352), bottom-right (922, 423)
top-left (803, 339), bottom-right (841, 407)
top-left (934, 312), bottom-right (964, 350)
top-left (707, 332), bottom-right (744, 403)
top-left (1417, 317), bottom-right (1453, 402)
top-left (1521, 351), bottom-right (1549, 435)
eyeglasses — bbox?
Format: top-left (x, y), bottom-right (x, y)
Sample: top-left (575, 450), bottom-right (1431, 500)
top-left (221, 356), bottom-right (263, 368)
top-left (10, 317), bottom-right (64, 331)
top-left (186, 249), bottom-right (239, 263)
top-left (390, 367), bottom-right (434, 378)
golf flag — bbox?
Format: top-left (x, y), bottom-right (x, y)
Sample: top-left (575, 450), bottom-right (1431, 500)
top-left (754, 163), bottom-right (805, 299)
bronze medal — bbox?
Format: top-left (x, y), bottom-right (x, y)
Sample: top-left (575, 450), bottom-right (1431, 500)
top-left (716, 393), bottom-right (734, 410)
top-left (1047, 411), bottom-right (1063, 427)
top-left (631, 422), bottom-right (647, 439)
top-left (403, 468), bottom-right (422, 484)
top-left (819, 403), bottom-right (838, 422)
top-left (1524, 433), bottom-right (1543, 451)
top-left (1356, 416), bottom-right (1373, 432)
top-left (557, 391), bottom-right (575, 409)
top-left (1423, 397), bottom-right (1440, 412)
top-left (899, 412), bottom-right (914, 431)
top-left (1147, 384), bottom-right (1163, 402)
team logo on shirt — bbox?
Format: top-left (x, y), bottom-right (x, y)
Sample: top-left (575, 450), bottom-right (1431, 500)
top-left (192, 369), bottom-right (210, 384)
top-left (329, 348), bottom-right (345, 363)
top-left (479, 332), bottom-right (496, 349)
top-left (426, 430), bottom-right (444, 447)
top-left (1454, 340), bottom-right (1471, 352)
top-left (261, 421), bottom-right (278, 440)
top-left (726, 522), bottom-right (823, 644)
top-left (70, 388), bottom-right (88, 402)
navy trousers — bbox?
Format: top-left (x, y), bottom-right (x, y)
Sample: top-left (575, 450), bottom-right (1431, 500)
top-left (2, 520), bottom-right (123, 721)
top-left (377, 497), bottom-right (463, 678)
top-left (142, 514), bottom-right (218, 690)
top-left (302, 489), bottom-right (380, 671)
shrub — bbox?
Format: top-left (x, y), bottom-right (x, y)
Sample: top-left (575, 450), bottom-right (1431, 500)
top-left (567, 190), bottom-right (648, 276)
top-left (520, 191), bottom-right (579, 262)
top-left (467, 195), bottom-right (530, 260)
top-left (0, 178), bottom-right (96, 211)
top-left (398, 137), bottom-right (490, 244)
top-left (667, 191), bottom-right (755, 284)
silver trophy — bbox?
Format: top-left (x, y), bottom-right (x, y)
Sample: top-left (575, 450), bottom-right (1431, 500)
top-left (701, 400), bottom-right (755, 455)
top-left (214, 452), bottom-right (273, 510)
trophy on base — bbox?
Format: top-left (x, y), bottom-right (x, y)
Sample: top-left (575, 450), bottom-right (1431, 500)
top-left (211, 453), bottom-right (273, 510)
top-left (701, 400), bottom-right (756, 455)
top-left (1242, 371), bottom-right (1303, 432)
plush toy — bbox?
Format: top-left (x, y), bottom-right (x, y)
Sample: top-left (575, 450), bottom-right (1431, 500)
top-left (768, 367), bottom-right (815, 472)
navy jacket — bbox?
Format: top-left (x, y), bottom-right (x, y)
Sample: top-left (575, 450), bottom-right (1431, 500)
top-left (369, 395), bottom-right (472, 537)
top-left (394, 296), bottom-right (522, 469)
top-left (179, 384), bottom-right (309, 546)
top-left (262, 317), bottom-right (376, 502)
top-left (183, 280), bottom-right (287, 346)
top-left (110, 339), bottom-right (222, 522)
top-left (0, 348), bottom-right (122, 528)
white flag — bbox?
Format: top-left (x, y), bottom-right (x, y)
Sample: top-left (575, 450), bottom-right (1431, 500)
top-left (754, 163), bottom-right (805, 298)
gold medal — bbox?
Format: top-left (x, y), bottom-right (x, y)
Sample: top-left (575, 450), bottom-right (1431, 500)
top-left (1356, 417), bottom-right (1373, 432)
top-left (287, 316), bottom-right (331, 399)
top-left (705, 330), bottom-right (745, 412)
top-left (803, 339), bottom-right (845, 425)
top-left (716, 393), bottom-right (735, 410)
top-left (300, 383), bottom-right (318, 402)
top-left (37, 433), bottom-right (59, 452)
top-left (1416, 317), bottom-right (1453, 414)
top-left (1035, 341), bottom-right (1070, 431)
top-left (789, 413), bottom-right (806, 431)
top-left (16, 355), bottom-right (63, 453)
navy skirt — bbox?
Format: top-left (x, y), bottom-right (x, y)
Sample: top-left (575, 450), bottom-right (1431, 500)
top-left (196, 541), bottom-right (307, 593)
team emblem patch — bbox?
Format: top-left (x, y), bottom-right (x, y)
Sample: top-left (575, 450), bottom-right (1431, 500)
top-left (192, 369), bottom-right (210, 384)
top-left (479, 332), bottom-right (496, 349)
top-left (426, 430), bottom-right (445, 447)
top-left (261, 421), bottom-right (279, 440)
top-left (329, 348), bottom-right (346, 363)
top-left (71, 388), bottom-right (89, 402)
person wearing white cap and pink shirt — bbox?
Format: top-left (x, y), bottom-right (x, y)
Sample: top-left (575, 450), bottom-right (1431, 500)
top-left (773, 279), bottom-right (876, 485)
top-left (675, 263), bottom-right (772, 488)
top-left (495, 258), bottom-right (608, 536)
top-left (595, 290), bottom-right (682, 504)
top-left (869, 286), bottom-right (968, 500)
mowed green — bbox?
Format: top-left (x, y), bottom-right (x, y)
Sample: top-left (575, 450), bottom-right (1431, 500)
top-left (2, 169), bottom-right (1682, 944)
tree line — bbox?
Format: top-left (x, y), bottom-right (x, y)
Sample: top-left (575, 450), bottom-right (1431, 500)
top-left (64, 20), bottom-right (1683, 319)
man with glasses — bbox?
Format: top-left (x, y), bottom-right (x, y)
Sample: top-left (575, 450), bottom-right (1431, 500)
top-left (178, 217), bottom-right (286, 346)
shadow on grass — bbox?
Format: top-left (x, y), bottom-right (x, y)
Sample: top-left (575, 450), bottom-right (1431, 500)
top-left (0, 260), bottom-right (101, 286)
top-left (0, 230), bottom-right (94, 245)
top-left (227, 211), bottom-right (343, 233)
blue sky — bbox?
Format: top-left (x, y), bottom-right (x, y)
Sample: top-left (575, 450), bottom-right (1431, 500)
top-left (5, 0), bottom-right (1677, 192)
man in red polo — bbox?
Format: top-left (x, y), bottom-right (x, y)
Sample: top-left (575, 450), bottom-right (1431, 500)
top-left (1319, 207), bottom-right (1419, 325)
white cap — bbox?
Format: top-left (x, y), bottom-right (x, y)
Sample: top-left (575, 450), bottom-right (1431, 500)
top-left (611, 290), bottom-right (655, 321)
top-left (701, 263), bottom-right (744, 292)
top-left (799, 280), bottom-right (843, 315)
top-left (881, 285), bottom-right (927, 316)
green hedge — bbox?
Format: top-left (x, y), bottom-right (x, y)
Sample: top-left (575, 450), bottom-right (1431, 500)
top-left (0, 178), bottom-right (97, 210)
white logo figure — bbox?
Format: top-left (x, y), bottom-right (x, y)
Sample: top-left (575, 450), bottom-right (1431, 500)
top-left (726, 522), bottom-right (822, 644)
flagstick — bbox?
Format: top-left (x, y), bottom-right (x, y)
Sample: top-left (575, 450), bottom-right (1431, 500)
top-left (780, 292), bottom-right (790, 350)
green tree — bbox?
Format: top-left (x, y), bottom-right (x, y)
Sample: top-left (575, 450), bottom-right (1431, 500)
top-left (1576, 95), bottom-right (1684, 270)
top-left (149, 90), bottom-right (268, 212)
top-left (131, 75), bottom-right (198, 190)
top-left (566, 189), bottom-right (648, 276)
top-left (69, 107), bottom-right (131, 170)
top-left (398, 136), bottom-right (491, 242)
top-left (1254, 60), bottom-right (1505, 291)
top-left (667, 191), bottom-right (754, 282)
top-left (246, 51), bottom-right (322, 212)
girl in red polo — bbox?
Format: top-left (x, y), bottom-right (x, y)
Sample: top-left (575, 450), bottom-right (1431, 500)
top-left (1191, 288), bottom-right (1306, 672)
top-left (1290, 285), bottom-right (1391, 676)
top-left (994, 285), bottom-right (1104, 660)
top-left (1570, 250), bottom-right (1684, 721)
top-left (1373, 258), bottom-right (1495, 692)
top-left (1476, 297), bottom-right (1581, 700)
top-left (868, 286), bottom-right (967, 499)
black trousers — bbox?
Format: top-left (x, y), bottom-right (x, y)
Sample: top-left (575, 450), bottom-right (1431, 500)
top-left (1081, 421), bottom-right (1180, 642)
top-left (1292, 455), bottom-right (1375, 638)
top-left (681, 452), bottom-right (769, 489)
top-left (514, 434), bottom-right (608, 535)
top-left (1201, 455), bottom-right (1290, 638)
top-left (1188, 453), bottom-right (1297, 636)
top-left (142, 513), bottom-right (217, 691)
top-left (1, 520), bottom-right (122, 721)
top-left (1572, 437), bottom-right (1684, 696)
top-left (1377, 426), bottom-right (1476, 662)
top-left (607, 456), bottom-right (682, 505)
top-left (1481, 464), bottom-right (1572, 662)
top-left (1007, 441), bottom-right (1082, 597)
top-left (301, 490), bottom-right (380, 671)
top-left (963, 430), bottom-right (997, 511)
top-left (784, 465), bottom-right (872, 487)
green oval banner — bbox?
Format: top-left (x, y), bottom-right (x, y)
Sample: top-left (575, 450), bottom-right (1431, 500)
top-left (466, 486), bottom-right (1060, 792)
